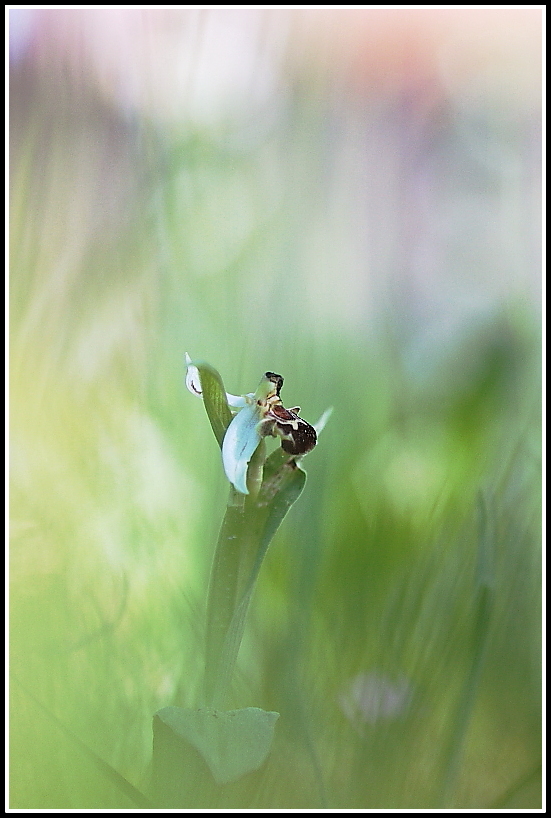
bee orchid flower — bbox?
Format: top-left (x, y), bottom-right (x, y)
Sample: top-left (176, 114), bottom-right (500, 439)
top-left (185, 354), bottom-right (325, 495)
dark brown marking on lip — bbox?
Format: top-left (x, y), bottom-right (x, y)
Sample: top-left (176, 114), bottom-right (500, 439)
top-left (267, 405), bottom-right (317, 455)
top-left (280, 420), bottom-right (317, 455)
top-left (269, 404), bottom-right (297, 423)
top-left (265, 372), bottom-right (283, 396)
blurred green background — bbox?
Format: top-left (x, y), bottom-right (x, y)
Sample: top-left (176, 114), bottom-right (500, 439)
top-left (9, 8), bottom-right (542, 809)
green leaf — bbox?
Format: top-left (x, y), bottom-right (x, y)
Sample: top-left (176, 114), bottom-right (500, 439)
top-left (194, 361), bottom-right (234, 447)
top-left (153, 706), bottom-right (279, 785)
top-left (258, 448), bottom-right (306, 506)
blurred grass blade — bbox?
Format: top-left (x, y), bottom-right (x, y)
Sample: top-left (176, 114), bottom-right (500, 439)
top-left (489, 763), bottom-right (542, 809)
top-left (11, 674), bottom-right (152, 808)
top-left (439, 491), bottom-right (496, 804)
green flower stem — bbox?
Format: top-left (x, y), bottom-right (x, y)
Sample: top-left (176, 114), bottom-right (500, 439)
top-left (203, 449), bottom-right (307, 708)
top-left (203, 486), bottom-right (264, 707)
top-left (203, 491), bottom-right (242, 706)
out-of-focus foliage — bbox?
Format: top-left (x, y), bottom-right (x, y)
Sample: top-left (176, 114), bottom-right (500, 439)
top-left (9, 8), bottom-right (541, 809)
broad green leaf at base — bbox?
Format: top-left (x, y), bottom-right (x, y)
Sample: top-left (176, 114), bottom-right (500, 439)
top-left (153, 706), bottom-right (279, 785)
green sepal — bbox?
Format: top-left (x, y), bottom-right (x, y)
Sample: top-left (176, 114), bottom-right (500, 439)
top-left (192, 361), bottom-right (234, 447)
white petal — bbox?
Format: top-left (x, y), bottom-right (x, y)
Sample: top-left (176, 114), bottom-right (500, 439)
top-left (185, 353), bottom-right (248, 408)
top-left (226, 394), bottom-right (249, 409)
top-left (222, 403), bottom-right (263, 494)
top-left (185, 353), bottom-right (203, 397)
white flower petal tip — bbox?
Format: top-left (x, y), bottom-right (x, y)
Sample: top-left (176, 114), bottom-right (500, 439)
top-left (226, 394), bottom-right (249, 410)
top-left (222, 403), bottom-right (263, 494)
top-left (185, 354), bottom-right (203, 397)
top-left (185, 353), bottom-right (248, 408)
